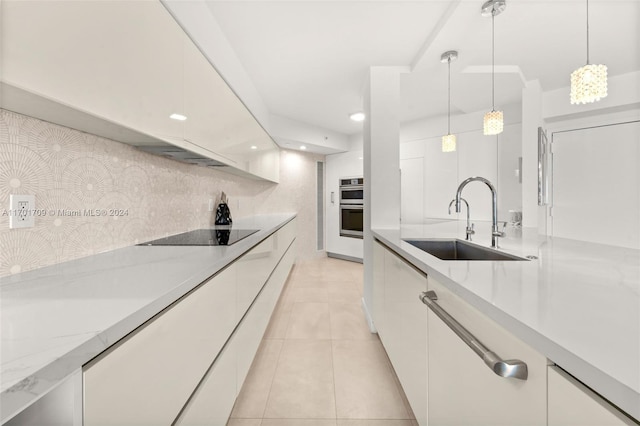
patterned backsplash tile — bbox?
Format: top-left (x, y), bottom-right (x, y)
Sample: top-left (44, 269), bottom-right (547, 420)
top-left (0, 109), bottom-right (324, 277)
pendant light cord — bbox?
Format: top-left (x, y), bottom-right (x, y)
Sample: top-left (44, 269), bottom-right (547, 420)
top-left (447, 57), bottom-right (451, 134)
top-left (491, 10), bottom-right (495, 111)
top-left (586, 0), bottom-right (590, 64)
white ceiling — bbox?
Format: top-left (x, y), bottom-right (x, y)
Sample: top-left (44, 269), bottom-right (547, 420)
top-left (206, 0), bottom-right (640, 136)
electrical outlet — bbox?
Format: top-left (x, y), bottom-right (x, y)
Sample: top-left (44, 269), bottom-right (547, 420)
top-left (208, 199), bottom-right (214, 212)
top-left (9, 195), bottom-right (35, 229)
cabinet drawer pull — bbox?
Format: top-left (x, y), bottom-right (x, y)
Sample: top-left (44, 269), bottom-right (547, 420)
top-left (420, 291), bottom-right (528, 380)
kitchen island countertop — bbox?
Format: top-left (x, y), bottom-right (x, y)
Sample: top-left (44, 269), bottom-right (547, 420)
top-left (373, 220), bottom-right (640, 421)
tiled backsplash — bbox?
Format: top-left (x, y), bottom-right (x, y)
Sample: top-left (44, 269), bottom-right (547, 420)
top-left (0, 109), bottom-right (324, 277)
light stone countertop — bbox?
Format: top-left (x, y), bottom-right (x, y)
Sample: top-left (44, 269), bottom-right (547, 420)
top-left (373, 220), bottom-right (640, 422)
top-left (0, 213), bottom-right (296, 424)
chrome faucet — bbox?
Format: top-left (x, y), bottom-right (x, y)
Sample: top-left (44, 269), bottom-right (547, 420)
top-left (448, 198), bottom-right (474, 241)
top-left (455, 176), bottom-right (504, 248)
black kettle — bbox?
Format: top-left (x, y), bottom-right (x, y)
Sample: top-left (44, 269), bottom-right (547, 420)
top-left (214, 191), bottom-right (233, 226)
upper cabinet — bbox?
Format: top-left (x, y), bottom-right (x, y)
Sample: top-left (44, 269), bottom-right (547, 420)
top-left (2, 1), bottom-right (185, 141)
top-left (0, 0), bottom-right (279, 182)
top-left (182, 39), bottom-right (279, 182)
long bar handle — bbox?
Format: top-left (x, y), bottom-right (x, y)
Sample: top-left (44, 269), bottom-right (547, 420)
top-left (420, 291), bottom-right (528, 380)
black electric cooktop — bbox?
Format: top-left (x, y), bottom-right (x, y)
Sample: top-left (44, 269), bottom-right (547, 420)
top-left (139, 228), bottom-right (259, 246)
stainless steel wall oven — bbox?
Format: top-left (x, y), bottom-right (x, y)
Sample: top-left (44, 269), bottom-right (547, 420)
top-left (339, 177), bottom-right (364, 205)
top-left (339, 177), bottom-right (363, 238)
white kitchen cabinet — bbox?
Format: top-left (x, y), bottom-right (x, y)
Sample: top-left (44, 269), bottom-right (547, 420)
top-left (380, 245), bottom-right (428, 425)
top-left (426, 278), bottom-right (547, 426)
top-left (2, 0), bottom-right (185, 142)
top-left (235, 240), bottom-right (296, 388)
top-left (83, 264), bottom-right (237, 426)
top-left (235, 220), bottom-right (296, 385)
top-left (176, 237), bottom-right (296, 425)
top-left (174, 335), bottom-right (237, 426)
top-left (182, 36), bottom-right (283, 181)
top-left (84, 221), bottom-right (296, 425)
top-left (2, 0), bottom-right (281, 182)
top-left (236, 219), bottom-right (296, 321)
top-left (548, 366), bottom-right (636, 426)
top-left (236, 234), bottom-right (278, 320)
top-left (183, 39), bottom-right (243, 168)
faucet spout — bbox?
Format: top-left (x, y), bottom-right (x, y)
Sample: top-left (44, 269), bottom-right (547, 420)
top-left (455, 176), bottom-right (502, 248)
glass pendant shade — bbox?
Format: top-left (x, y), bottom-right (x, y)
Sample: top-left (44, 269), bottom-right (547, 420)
top-left (570, 63), bottom-right (608, 104)
top-left (570, 0), bottom-right (608, 105)
top-left (442, 134), bottom-right (456, 152)
top-left (483, 110), bottom-right (504, 135)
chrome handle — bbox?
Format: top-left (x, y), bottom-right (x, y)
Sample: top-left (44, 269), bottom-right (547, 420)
top-left (492, 222), bottom-right (507, 238)
top-left (419, 291), bottom-right (528, 380)
top-left (331, 192), bottom-right (335, 204)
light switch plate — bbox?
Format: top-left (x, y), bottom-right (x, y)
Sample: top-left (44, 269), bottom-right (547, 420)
top-left (9, 194), bottom-right (35, 229)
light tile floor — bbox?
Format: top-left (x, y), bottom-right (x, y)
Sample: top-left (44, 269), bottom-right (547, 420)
top-left (227, 257), bottom-right (417, 426)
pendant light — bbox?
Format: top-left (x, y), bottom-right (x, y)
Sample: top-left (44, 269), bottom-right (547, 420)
top-left (481, 0), bottom-right (506, 136)
top-left (570, 0), bottom-right (608, 104)
top-left (441, 50), bottom-right (458, 153)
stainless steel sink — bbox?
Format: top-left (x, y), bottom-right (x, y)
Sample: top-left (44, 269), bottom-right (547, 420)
top-left (403, 239), bottom-right (527, 261)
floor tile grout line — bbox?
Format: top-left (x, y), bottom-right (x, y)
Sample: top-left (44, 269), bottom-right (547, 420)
top-left (257, 337), bottom-right (284, 421)
top-left (327, 297), bottom-right (339, 421)
top-left (259, 275), bottom-right (294, 421)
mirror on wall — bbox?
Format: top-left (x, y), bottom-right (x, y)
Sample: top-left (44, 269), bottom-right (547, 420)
top-left (400, 121), bottom-right (522, 226)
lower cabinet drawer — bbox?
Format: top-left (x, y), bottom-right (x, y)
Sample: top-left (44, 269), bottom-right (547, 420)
top-left (236, 239), bottom-right (296, 388)
top-left (380, 247), bottom-right (428, 425)
top-left (427, 278), bottom-right (548, 426)
top-left (83, 264), bottom-right (236, 426)
top-left (174, 239), bottom-right (296, 425)
top-left (236, 218), bottom-right (296, 321)
top-left (174, 343), bottom-right (237, 426)
top-left (548, 366), bottom-right (637, 426)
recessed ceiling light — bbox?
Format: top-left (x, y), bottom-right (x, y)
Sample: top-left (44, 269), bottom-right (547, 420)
top-left (250, 145), bottom-right (258, 150)
top-left (169, 113), bottom-right (187, 121)
top-left (300, 146), bottom-right (307, 150)
top-left (349, 112), bottom-right (366, 122)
